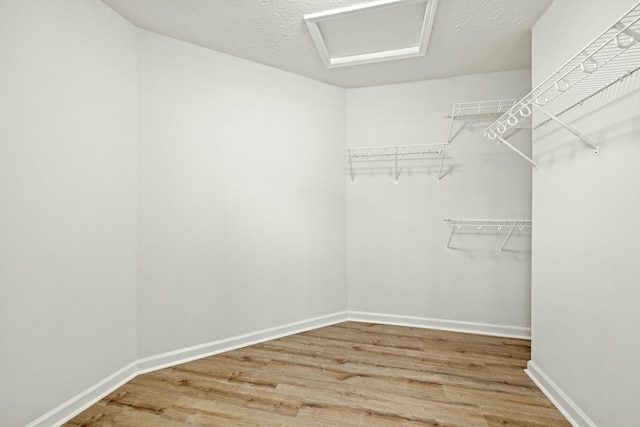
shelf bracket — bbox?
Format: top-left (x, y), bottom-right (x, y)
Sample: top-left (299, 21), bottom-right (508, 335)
top-left (445, 225), bottom-right (455, 251)
top-left (394, 146), bottom-right (399, 185)
top-left (440, 108), bottom-right (456, 183)
top-left (499, 224), bottom-right (516, 253)
top-left (446, 107), bottom-right (456, 143)
top-left (437, 147), bottom-right (446, 183)
top-left (496, 135), bottom-right (539, 168)
top-left (535, 104), bottom-right (599, 154)
top-left (348, 151), bottom-right (354, 183)
top-left (444, 219), bottom-right (531, 253)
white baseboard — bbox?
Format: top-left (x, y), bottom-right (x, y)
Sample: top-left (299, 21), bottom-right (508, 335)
top-left (525, 360), bottom-right (597, 427)
top-left (28, 310), bottom-right (531, 426)
top-left (136, 311), bottom-right (349, 374)
top-left (25, 362), bottom-right (138, 427)
top-left (348, 311), bottom-right (531, 339)
top-left (29, 311), bottom-right (348, 427)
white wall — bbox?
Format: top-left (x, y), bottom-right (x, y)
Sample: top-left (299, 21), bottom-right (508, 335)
top-left (136, 30), bottom-right (347, 358)
top-left (531, 1), bottom-right (640, 426)
top-left (0, 1), bottom-right (138, 426)
top-left (346, 70), bottom-right (532, 332)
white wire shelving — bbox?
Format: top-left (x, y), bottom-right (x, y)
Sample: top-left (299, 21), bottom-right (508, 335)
top-left (445, 99), bottom-right (521, 119)
top-left (445, 99), bottom-right (522, 145)
top-left (345, 143), bottom-right (450, 183)
top-left (443, 219), bottom-right (532, 253)
top-left (484, 2), bottom-right (640, 167)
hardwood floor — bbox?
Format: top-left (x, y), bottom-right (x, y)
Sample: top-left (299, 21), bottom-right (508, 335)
top-left (65, 322), bottom-right (570, 426)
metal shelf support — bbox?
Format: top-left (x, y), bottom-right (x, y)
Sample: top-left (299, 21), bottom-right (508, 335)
top-left (445, 99), bottom-right (520, 144)
top-left (444, 219), bottom-right (532, 253)
top-left (394, 146), bottom-right (399, 185)
top-left (534, 104), bottom-right (600, 154)
top-left (348, 151), bottom-right (354, 183)
top-left (499, 225), bottom-right (516, 253)
top-left (445, 225), bottom-right (456, 251)
top-left (483, 2), bottom-right (640, 166)
top-left (345, 143), bottom-right (450, 184)
top-left (496, 135), bottom-right (538, 168)
top-left (437, 147), bottom-right (446, 183)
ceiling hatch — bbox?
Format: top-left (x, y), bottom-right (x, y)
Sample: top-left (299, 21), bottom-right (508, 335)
top-left (304, 0), bottom-right (439, 68)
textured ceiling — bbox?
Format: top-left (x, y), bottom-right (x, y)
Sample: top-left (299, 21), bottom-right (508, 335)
top-left (100, 0), bottom-right (553, 88)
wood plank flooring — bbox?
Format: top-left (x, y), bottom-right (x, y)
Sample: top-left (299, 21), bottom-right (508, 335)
top-left (65, 322), bottom-right (570, 426)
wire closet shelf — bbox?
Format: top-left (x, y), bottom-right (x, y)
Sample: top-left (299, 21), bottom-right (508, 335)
top-left (443, 219), bottom-right (532, 253)
top-left (483, 2), bottom-right (640, 167)
top-left (345, 143), bottom-right (450, 183)
top-left (444, 99), bottom-right (523, 145)
top-left (445, 99), bottom-right (520, 118)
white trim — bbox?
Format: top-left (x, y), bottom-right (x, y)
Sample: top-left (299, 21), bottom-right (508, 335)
top-left (136, 311), bottom-right (348, 374)
top-left (27, 310), bottom-right (533, 426)
top-left (304, 0), bottom-right (438, 68)
top-left (348, 311), bottom-right (531, 339)
top-left (24, 362), bottom-right (138, 427)
top-left (304, 0), bottom-right (428, 20)
top-left (525, 361), bottom-right (598, 427)
top-left (27, 312), bottom-right (348, 427)
top-left (304, 14), bottom-right (332, 67)
top-left (329, 46), bottom-right (423, 68)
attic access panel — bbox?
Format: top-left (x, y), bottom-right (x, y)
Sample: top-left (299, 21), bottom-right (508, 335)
top-left (304, 0), bottom-right (438, 68)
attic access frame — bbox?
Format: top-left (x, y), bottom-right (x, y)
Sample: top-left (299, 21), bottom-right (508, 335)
top-left (304, 0), bottom-right (439, 68)
top-left (483, 2), bottom-right (640, 167)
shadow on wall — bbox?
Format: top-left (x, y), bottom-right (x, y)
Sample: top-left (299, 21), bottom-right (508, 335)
top-left (535, 114), bottom-right (640, 165)
top-left (445, 229), bottom-right (532, 261)
top-left (445, 246), bottom-right (532, 261)
top-left (534, 75), bottom-right (640, 164)
top-left (448, 115), bottom-right (532, 144)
